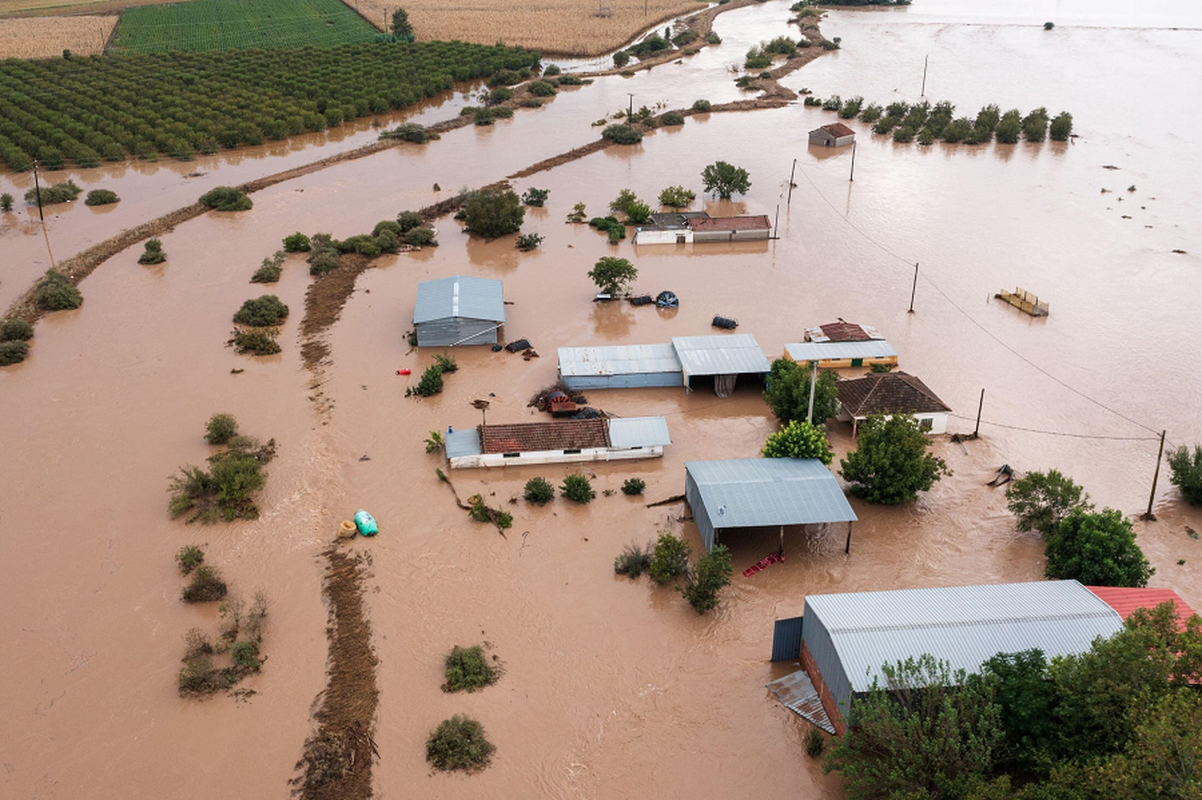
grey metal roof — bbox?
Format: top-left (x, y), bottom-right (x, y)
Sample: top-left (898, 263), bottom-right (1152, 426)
top-left (445, 427), bottom-right (482, 458)
top-left (557, 343), bottom-right (682, 377)
top-left (806, 580), bottom-right (1124, 693)
top-left (686, 458), bottom-right (857, 528)
top-left (672, 334), bottom-right (771, 377)
top-left (608, 416), bottom-right (672, 448)
top-left (413, 276), bottom-right (505, 324)
top-left (785, 340), bottom-right (898, 362)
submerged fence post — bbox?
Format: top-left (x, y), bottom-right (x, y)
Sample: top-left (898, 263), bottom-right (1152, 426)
top-left (1142, 430), bottom-right (1166, 521)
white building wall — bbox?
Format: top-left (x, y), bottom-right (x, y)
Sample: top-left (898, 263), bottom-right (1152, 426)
top-left (449, 445), bottom-right (664, 469)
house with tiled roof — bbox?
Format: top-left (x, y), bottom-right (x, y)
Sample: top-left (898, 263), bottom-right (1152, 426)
top-left (632, 211), bottom-right (772, 245)
top-left (444, 416), bottom-right (671, 468)
top-left (836, 371), bottom-right (952, 435)
top-left (809, 122), bottom-right (856, 147)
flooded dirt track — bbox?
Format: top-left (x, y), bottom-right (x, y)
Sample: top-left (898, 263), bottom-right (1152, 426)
top-left (2, 1), bottom-right (1202, 798)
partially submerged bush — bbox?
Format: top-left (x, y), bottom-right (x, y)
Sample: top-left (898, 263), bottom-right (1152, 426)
top-left (205, 413), bottom-right (239, 445)
top-left (84, 189), bottom-right (119, 206)
top-left (522, 187), bottom-right (549, 207)
top-left (1168, 444), bottom-right (1202, 506)
top-left (25, 180), bottom-right (81, 206)
top-left (229, 328), bottom-right (280, 356)
top-left (621, 477), bottom-right (645, 496)
top-left (528, 80), bottom-right (556, 97)
top-left (0, 340), bottom-right (30, 366)
top-left (35, 270), bottom-right (82, 311)
top-left (680, 544), bottom-right (733, 613)
top-left (307, 233), bottom-right (340, 276)
top-left (692, 99), bottom-right (712, 112)
top-left (614, 541), bottom-right (652, 577)
top-left (168, 435), bottom-right (275, 523)
top-left (380, 122), bottom-right (430, 143)
top-left (524, 477), bottom-right (555, 505)
top-left (1005, 469), bottom-right (1092, 534)
top-left (282, 232), bottom-right (311, 252)
top-left (443, 645), bottom-right (500, 692)
top-left (515, 232), bottom-right (543, 252)
top-left (658, 185), bottom-right (695, 209)
top-left (648, 532), bottom-right (691, 585)
top-left (426, 715), bottom-right (496, 772)
top-left (199, 186), bottom-right (253, 211)
top-left (602, 124), bottom-right (643, 145)
top-left (462, 187), bottom-right (525, 238)
top-left (0, 193), bottom-right (12, 211)
top-left (233, 295), bottom-right (289, 327)
top-left (396, 210), bottom-right (425, 232)
top-left (176, 545), bottom-right (205, 575)
top-left (251, 250), bottom-right (286, 283)
top-left (1, 318), bottom-right (34, 342)
top-left (137, 238), bottom-right (166, 265)
top-left (612, 51), bottom-right (631, 68)
top-left (560, 473), bottom-right (595, 504)
top-left (661, 111), bottom-right (685, 126)
top-left (182, 565), bottom-right (228, 602)
top-left (804, 728), bottom-right (825, 757)
top-left (404, 226), bottom-right (437, 247)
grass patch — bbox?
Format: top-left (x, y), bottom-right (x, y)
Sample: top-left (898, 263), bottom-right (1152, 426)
top-left (614, 541), bottom-right (652, 578)
top-left (442, 645), bottom-right (500, 693)
top-left (426, 715), bottom-right (496, 773)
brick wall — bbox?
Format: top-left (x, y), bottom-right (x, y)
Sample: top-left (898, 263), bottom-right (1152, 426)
top-left (801, 639), bottom-right (846, 736)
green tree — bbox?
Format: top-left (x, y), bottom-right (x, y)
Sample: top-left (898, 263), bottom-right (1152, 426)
top-left (981, 649), bottom-right (1058, 771)
top-left (1005, 469), bottom-right (1093, 534)
top-left (658, 185), bottom-right (695, 209)
top-left (1044, 508), bottom-right (1153, 587)
top-left (823, 655), bottom-right (1004, 800)
top-left (462, 187), bottom-right (524, 238)
top-left (679, 544), bottom-right (733, 613)
top-left (0, 193), bottom-right (13, 212)
top-left (624, 200), bottom-right (652, 224)
top-left (609, 188), bottom-right (639, 216)
top-left (588, 256), bottom-right (638, 296)
top-left (761, 419), bottom-right (834, 464)
top-left (391, 7), bottom-right (414, 40)
top-left (701, 160), bottom-right (751, 198)
top-left (839, 413), bottom-right (951, 504)
top-left (602, 123), bottom-right (642, 144)
top-left (1167, 444), bottom-right (1202, 505)
top-left (1088, 691), bottom-right (1202, 798)
top-left (763, 358), bottom-right (838, 424)
top-left (1049, 112), bottom-right (1073, 141)
top-left (648, 532), bottom-right (690, 585)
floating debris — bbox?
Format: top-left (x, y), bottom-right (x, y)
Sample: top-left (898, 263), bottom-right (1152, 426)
top-left (994, 287), bottom-right (1049, 317)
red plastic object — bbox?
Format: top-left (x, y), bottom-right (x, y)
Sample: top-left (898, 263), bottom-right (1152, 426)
top-left (397, 368), bottom-right (411, 375)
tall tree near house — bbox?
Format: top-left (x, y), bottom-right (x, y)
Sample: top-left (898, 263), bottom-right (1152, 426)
top-left (701, 161), bottom-right (751, 199)
top-left (839, 413), bottom-right (951, 504)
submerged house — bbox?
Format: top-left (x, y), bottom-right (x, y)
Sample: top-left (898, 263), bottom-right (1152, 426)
top-left (444, 416), bottom-right (671, 468)
top-left (784, 340), bottom-right (899, 370)
top-left (632, 211), bottom-right (772, 245)
top-left (808, 122), bottom-right (856, 147)
top-left (413, 275), bottom-right (505, 347)
top-left (836, 371), bottom-right (952, 435)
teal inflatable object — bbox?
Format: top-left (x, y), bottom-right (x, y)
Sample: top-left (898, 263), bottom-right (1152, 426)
top-left (354, 509), bottom-right (378, 537)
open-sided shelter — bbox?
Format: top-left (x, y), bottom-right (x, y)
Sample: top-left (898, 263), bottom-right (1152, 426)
top-left (413, 275), bottom-right (505, 347)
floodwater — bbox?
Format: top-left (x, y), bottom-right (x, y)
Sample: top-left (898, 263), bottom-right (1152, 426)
top-left (3, 1), bottom-right (1202, 798)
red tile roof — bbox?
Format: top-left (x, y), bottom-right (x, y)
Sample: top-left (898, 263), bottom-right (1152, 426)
top-left (688, 215), bottom-right (772, 233)
top-left (837, 371), bottom-right (951, 417)
top-left (479, 419), bottom-right (608, 454)
top-left (1086, 586), bottom-right (1198, 629)
top-left (816, 322), bottom-right (872, 342)
top-left (821, 122), bottom-right (856, 138)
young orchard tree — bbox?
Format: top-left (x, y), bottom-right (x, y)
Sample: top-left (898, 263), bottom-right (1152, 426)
top-left (701, 161), bottom-right (751, 199)
top-left (588, 257), bottom-right (638, 297)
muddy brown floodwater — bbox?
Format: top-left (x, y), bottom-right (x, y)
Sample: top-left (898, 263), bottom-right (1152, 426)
top-left (3, 1), bottom-right (1202, 798)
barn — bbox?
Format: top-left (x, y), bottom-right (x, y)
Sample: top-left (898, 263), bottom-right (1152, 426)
top-left (555, 343), bottom-right (684, 390)
top-left (413, 275), bottom-right (505, 347)
top-left (808, 122), bottom-right (856, 147)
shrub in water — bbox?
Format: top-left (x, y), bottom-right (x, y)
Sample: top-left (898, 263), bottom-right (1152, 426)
top-left (138, 238), bottom-right (166, 265)
top-left (396, 210), bottom-right (424, 232)
top-left (409, 364), bottom-right (445, 397)
top-left (560, 473), bottom-right (595, 504)
top-left (463, 187), bottom-right (525, 238)
top-left (25, 180), bottom-right (81, 206)
top-left (1168, 445), bottom-right (1202, 506)
top-left (680, 544), bottom-right (733, 614)
top-left (805, 728), bottom-right (825, 757)
top-left (205, 413), bottom-right (239, 445)
top-left (705, 31), bottom-right (722, 44)
top-left (231, 640), bottom-right (261, 672)
top-left (233, 295), bottom-right (289, 327)
top-left (443, 645), bottom-right (500, 692)
top-left (230, 328), bottom-right (280, 355)
top-left (661, 111), bottom-right (685, 126)
top-left (522, 187), bottom-right (549, 207)
top-left (486, 86), bottom-right (513, 105)
top-left (380, 122), bottom-right (429, 143)
top-left (614, 541), bottom-right (652, 577)
top-left (515, 232), bottom-right (543, 252)
top-left (405, 226), bottom-right (437, 247)
top-left (543, 64), bottom-right (561, 76)
top-left (613, 51), bottom-right (631, 68)
top-left (251, 251), bottom-right (285, 283)
top-left (426, 715), bottom-right (496, 772)
top-left (176, 545), bottom-right (205, 575)
top-left (182, 565), bottom-right (228, 602)
top-left (648, 532), bottom-right (691, 585)
top-left (0, 340), bottom-right (29, 366)
top-left (35, 270), bottom-right (82, 311)
top-left (84, 189), bottom-right (119, 206)
top-left (283, 232), bottom-right (311, 252)
top-left (621, 477), bottom-right (645, 496)
top-left (602, 124), bottom-right (643, 145)
top-left (199, 186), bottom-right (252, 211)
top-left (524, 477), bottom-right (555, 505)
top-left (0, 193), bottom-right (12, 211)
top-left (1, 318), bottom-right (34, 342)
top-left (528, 80), bottom-right (556, 97)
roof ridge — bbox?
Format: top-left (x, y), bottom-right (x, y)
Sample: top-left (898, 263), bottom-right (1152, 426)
top-left (827, 609), bottom-right (1121, 636)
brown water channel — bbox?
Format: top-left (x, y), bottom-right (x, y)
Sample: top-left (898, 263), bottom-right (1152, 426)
top-left (3, 1), bottom-right (1202, 797)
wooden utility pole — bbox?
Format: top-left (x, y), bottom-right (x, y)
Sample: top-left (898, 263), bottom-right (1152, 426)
top-left (32, 159), bottom-right (44, 222)
top-left (974, 388), bottom-right (985, 438)
top-left (627, 93), bottom-right (634, 117)
top-left (787, 158), bottom-right (797, 205)
top-left (1142, 430), bottom-right (1166, 520)
top-left (908, 262), bottom-right (918, 313)
top-left (848, 140), bottom-right (856, 181)
top-left (921, 55), bottom-right (929, 96)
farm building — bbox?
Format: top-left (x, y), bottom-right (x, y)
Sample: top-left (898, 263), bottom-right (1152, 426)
top-left (684, 458), bottom-right (857, 553)
top-left (632, 211), bottom-right (772, 245)
top-left (768, 581), bottom-right (1127, 734)
top-left (808, 122), bottom-right (857, 147)
top-left (784, 340), bottom-right (899, 369)
top-left (836, 371), bottom-right (952, 435)
top-left (558, 335), bottom-right (770, 397)
top-left (804, 321), bottom-right (885, 343)
top-left (413, 275), bottom-right (505, 347)
top-left (444, 416), bottom-right (671, 468)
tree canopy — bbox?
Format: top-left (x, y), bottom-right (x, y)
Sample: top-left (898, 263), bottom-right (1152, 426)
top-left (763, 358), bottom-right (838, 425)
top-left (1005, 469), bottom-right (1092, 534)
top-left (839, 413), bottom-right (951, 504)
top-left (1167, 444), bottom-right (1202, 506)
top-left (462, 187), bottom-right (524, 238)
top-left (1043, 508), bottom-right (1154, 587)
top-left (391, 7), bottom-right (414, 40)
top-left (588, 257), bottom-right (638, 296)
top-left (701, 161), bottom-right (751, 198)
top-left (762, 419), bottom-right (834, 464)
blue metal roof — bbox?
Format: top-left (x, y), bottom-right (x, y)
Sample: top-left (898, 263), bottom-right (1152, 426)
top-left (414, 276), bottom-right (505, 324)
top-left (672, 334), bottom-right (771, 377)
top-left (445, 427), bottom-right (482, 458)
top-left (557, 343), bottom-right (682, 377)
top-left (806, 580), bottom-right (1124, 693)
top-left (785, 340), bottom-right (898, 362)
top-left (608, 416), bottom-right (672, 448)
top-left (685, 458), bottom-right (857, 529)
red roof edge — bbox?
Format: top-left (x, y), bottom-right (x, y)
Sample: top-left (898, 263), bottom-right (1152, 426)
top-left (1086, 585), bottom-right (1198, 629)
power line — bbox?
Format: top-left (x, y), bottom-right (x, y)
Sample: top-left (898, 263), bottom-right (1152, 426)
top-left (947, 413), bottom-right (1159, 442)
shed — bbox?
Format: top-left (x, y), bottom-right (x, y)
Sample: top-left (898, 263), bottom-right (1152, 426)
top-left (684, 458), bottom-right (857, 553)
top-left (784, 340), bottom-right (899, 369)
top-left (557, 343), bottom-right (683, 390)
top-left (413, 275), bottom-right (505, 347)
top-left (836, 371), bottom-right (951, 435)
top-left (789, 580), bottom-right (1124, 733)
top-left (671, 334), bottom-right (771, 397)
top-left (809, 122), bottom-right (856, 147)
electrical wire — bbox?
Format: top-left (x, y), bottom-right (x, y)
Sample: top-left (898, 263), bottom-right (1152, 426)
top-left (947, 413), bottom-right (1160, 442)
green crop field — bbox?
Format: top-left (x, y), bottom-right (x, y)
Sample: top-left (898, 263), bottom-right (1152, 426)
top-left (110, 0), bottom-right (381, 53)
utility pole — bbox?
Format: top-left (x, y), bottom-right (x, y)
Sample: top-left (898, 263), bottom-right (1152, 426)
top-left (908, 262), bottom-right (918, 313)
top-left (1142, 430), bottom-right (1167, 520)
top-left (973, 388), bottom-right (985, 438)
top-left (787, 158), bottom-right (797, 205)
top-left (806, 360), bottom-right (818, 423)
top-left (921, 54), bottom-right (928, 96)
top-left (848, 140), bottom-right (856, 181)
top-left (627, 93), bottom-right (634, 118)
top-left (32, 159), bottom-right (44, 222)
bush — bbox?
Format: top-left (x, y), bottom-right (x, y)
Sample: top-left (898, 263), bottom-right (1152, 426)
top-left (137, 238), bottom-right (166, 265)
top-left (839, 96), bottom-right (864, 119)
top-left (410, 364), bottom-right (445, 397)
top-left (661, 111), bottom-right (685, 126)
top-left (860, 103), bottom-right (883, 123)
top-left (805, 728), bottom-right (825, 757)
top-left (472, 106), bottom-right (495, 126)
top-left (522, 187), bottom-right (549, 207)
top-left (995, 110), bottom-right (1022, 144)
top-left (1, 318), bottom-right (34, 342)
top-left (1049, 111), bottom-right (1073, 141)
top-left (0, 340), bottom-right (30, 366)
top-left (176, 545), bottom-right (205, 575)
top-left (624, 200), bottom-right (652, 224)
top-left (205, 413), bottom-right (239, 445)
top-left (621, 477), bottom-right (645, 496)
top-left (404, 226), bottom-right (437, 246)
top-left (230, 328), bottom-right (280, 355)
top-left (25, 180), bottom-right (81, 206)
top-left (588, 216), bottom-right (626, 241)
top-left (515, 232), bottom-right (543, 251)
top-left (282, 232), bottom-right (310, 252)
top-left (231, 640), bottom-right (261, 672)
top-left (307, 234), bottom-right (340, 276)
top-left (588, 256), bottom-right (638, 296)
top-left (1044, 508), bottom-right (1154, 587)
top-left (613, 50), bottom-right (631, 68)
top-left (614, 541), bottom-right (653, 577)
top-left (543, 64), bottom-right (561, 76)
top-left (169, 438), bottom-right (274, 523)
top-left (488, 68), bottom-right (522, 87)
top-left (648, 532), bottom-right (691, 585)
top-left (840, 413), bottom-right (951, 505)
top-left (602, 123), bottom-right (643, 145)
top-left (528, 80), bottom-right (556, 97)
top-left (762, 419), bottom-right (834, 463)
top-left (486, 86), bottom-right (513, 105)
top-left (84, 189), bottom-right (119, 206)
top-left (380, 122), bottom-right (430, 143)
top-left (1022, 107), bottom-right (1049, 142)
top-left (705, 31), bottom-right (722, 44)
top-left (463, 187), bottom-right (524, 237)
top-left (680, 544), bottom-right (733, 614)
top-left (693, 100), bottom-right (714, 114)
top-left (524, 476), bottom-right (555, 505)
top-left (182, 565), bottom-right (228, 602)
top-left (233, 295), bottom-right (288, 327)
top-left (745, 46), bottom-right (772, 70)
top-left (1043, 21), bottom-right (1054, 29)
top-left (1167, 445), bottom-right (1202, 506)
top-left (560, 473), bottom-right (595, 504)
top-left (0, 193), bottom-right (12, 212)
top-left (426, 715), bottom-right (495, 772)
top-left (251, 251), bottom-right (285, 283)
top-left (199, 186), bottom-right (252, 211)
top-left (658, 185), bottom-right (695, 209)
top-left (442, 645), bottom-right (500, 692)
top-left (1005, 469), bottom-right (1092, 534)
top-left (35, 270), bottom-right (82, 311)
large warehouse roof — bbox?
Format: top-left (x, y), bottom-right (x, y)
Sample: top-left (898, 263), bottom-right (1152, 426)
top-left (806, 580), bottom-right (1124, 693)
top-left (414, 276), bottom-right (505, 324)
top-left (686, 458), bottom-right (857, 529)
top-left (556, 343), bottom-right (681, 377)
top-left (671, 334), bottom-right (771, 377)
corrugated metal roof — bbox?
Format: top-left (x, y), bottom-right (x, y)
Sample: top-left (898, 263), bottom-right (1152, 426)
top-left (557, 343), bottom-right (682, 377)
top-left (767, 670), bottom-right (836, 734)
top-left (1086, 586), bottom-right (1198, 626)
top-left (445, 427), bottom-right (482, 458)
top-left (414, 276), bottom-right (505, 324)
top-left (685, 458), bottom-right (857, 528)
top-left (672, 334), bottom-right (771, 377)
top-left (608, 416), bottom-right (672, 448)
top-left (806, 581), bottom-right (1124, 693)
top-left (785, 341), bottom-right (898, 362)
